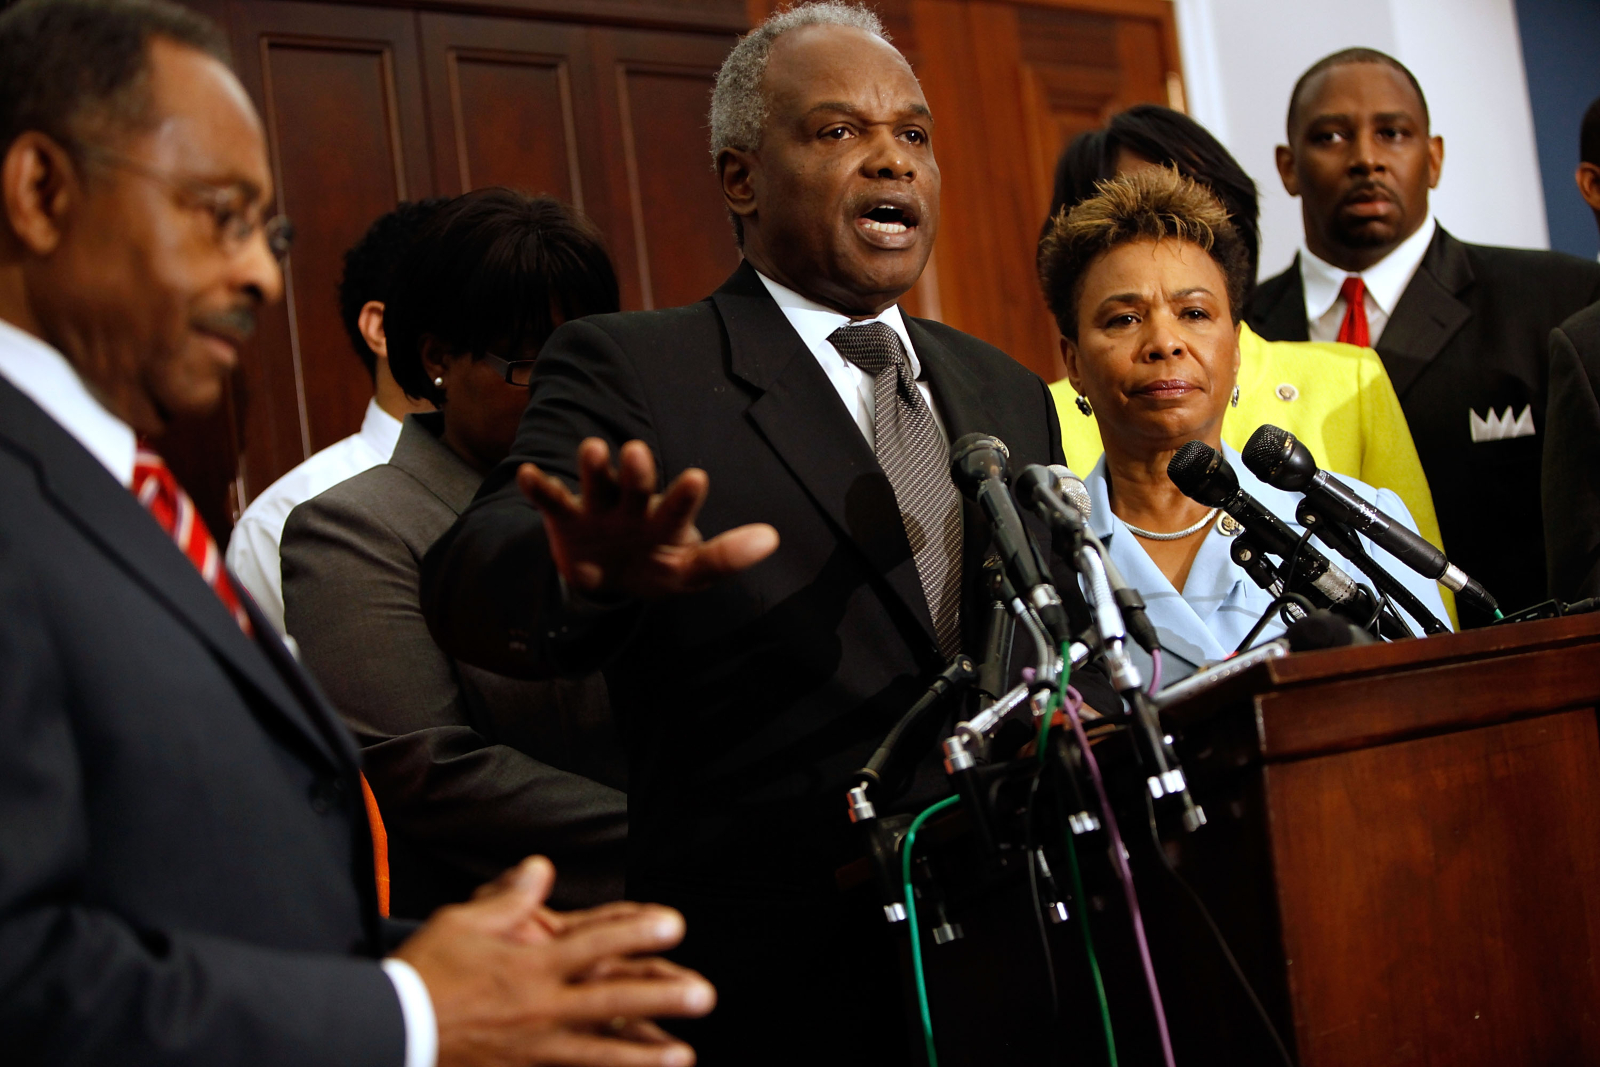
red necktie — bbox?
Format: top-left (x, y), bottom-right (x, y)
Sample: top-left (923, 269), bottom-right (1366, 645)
top-left (1337, 275), bottom-right (1371, 348)
top-left (132, 441), bottom-right (254, 637)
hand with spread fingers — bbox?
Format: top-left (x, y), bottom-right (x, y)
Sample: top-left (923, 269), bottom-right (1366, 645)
top-left (393, 857), bottom-right (716, 1067)
top-left (516, 437), bottom-right (779, 600)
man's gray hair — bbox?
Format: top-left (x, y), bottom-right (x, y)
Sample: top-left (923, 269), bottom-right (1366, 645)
top-left (709, 1), bottom-right (889, 162)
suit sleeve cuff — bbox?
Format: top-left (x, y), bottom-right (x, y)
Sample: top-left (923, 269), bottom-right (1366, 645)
top-left (381, 958), bottom-right (438, 1067)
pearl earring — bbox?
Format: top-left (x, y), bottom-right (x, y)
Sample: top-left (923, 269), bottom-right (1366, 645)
top-left (1230, 385), bottom-right (1240, 408)
top-left (433, 377), bottom-right (445, 389)
top-left (1075, 394), bottom-right (1093, 417)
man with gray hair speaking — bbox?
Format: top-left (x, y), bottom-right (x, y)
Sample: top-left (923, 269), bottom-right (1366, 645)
top-left (423, 3), bottom-right (1116, 1061)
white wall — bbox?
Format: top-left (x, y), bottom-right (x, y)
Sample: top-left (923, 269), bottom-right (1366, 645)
top-left (1173, 0), bottom-right (1550, 281)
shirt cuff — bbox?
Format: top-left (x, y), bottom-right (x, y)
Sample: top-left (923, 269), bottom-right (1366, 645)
top-left (380, 957), bottom-right (438, 1067)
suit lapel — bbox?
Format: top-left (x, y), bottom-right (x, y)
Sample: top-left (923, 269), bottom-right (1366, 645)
top-left (0, 379), bottom-right (350, 770)
top-left (1375, 227), bottom-right (1473, 397)
top-left (715, 263), bottom-right (939, 648)
top-left (1247, 259), bottom-right (1312, 343)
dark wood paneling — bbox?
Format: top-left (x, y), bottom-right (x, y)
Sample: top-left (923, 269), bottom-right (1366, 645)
top-left (418, 14), bottom-right (597, 205)
top-left (224, 0), bottom-right (433, 502)
top-left (1267, 710), bottom-right (1600, 1065)
top-left (348, 0), bottom-right (746, 33)
top-left (592, 28), bottom-right (739, 309)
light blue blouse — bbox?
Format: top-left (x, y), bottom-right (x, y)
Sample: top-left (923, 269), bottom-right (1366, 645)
top-left (1082, 443), bottom-right (1453, 684)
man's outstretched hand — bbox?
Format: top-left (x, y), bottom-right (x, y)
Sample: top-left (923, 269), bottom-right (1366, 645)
top-left (394, 857), bottom-right (715, 1067)
top-left (517, 438), bottom-right (778, 600)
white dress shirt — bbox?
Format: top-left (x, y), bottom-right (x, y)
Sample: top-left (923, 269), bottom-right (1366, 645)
top-left (0, 317), bottom-right (135, 486)
top-left (1301, 213), bottom-right (1437, 345)
top-left (227, 398), bottom-right (402, 633)
top-left (0, 316), bottom-right (436, 1067)
top-left (755, 270), bottom-right (948, 442)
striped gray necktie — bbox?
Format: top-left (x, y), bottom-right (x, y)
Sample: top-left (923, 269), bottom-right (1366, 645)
top-left (828, 321), bottom-right (962, 657)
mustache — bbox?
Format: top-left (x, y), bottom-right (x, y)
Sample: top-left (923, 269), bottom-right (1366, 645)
top-left (192, 305), bottom-right (258, 343)
top-left (1340, 179), bottom-right (1398, 205)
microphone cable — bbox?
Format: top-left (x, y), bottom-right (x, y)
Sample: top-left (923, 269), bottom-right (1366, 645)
top-left (1061, 673), bottom-right (1177, 1067)
top-left (1138, 790), bottom-right (1297, 1067)
top-left (1040, 651), bottom-right (1118, 1065)
top-left (901, 793), bottom-right (961, 1067)
top-left (1234, 593), bottom-right (1319, 656)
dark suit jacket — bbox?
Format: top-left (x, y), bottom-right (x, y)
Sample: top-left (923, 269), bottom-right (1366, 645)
top-left (1249, 227), bottom-right (1600, 623)
top-left (1542, 300), bottom-right (1600, 600)
top-left (0, 376), bottom-right (406, 1066)
top-left (420, 262), bottom-right (1115, 1062)
top-left (282, 412), bottom-right (627, 917)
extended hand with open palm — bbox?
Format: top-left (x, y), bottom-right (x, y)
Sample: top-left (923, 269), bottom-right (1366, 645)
top-left (516, 438), bottom-right (779, 600)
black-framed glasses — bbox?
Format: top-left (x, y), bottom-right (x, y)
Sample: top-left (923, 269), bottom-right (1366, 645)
top-left (73, 143), bottom-right (295, 261)
top-left (482, 353), bottom-right (536, 387)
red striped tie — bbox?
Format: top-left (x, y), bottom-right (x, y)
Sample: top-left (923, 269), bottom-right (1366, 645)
top-left (132, 441), bottom-right (254, 637)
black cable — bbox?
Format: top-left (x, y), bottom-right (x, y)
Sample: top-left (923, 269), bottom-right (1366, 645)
top-left (1363, 584), bottom-right (1388, 635)
top-left (1141, 791), bottom-right (1297, 1067)
top-left (1277, 527), bottom-right (1316, 626)
top-left (1233, 592), bottom-right (1317, 656)
top-left (1156, 643), bottom-right (1204, 672)
top-left (1023, 771), bottom-right (1061, 1020)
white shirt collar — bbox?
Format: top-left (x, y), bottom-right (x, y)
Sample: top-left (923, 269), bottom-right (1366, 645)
top-left (0, 316), bottom-right (137, 487)
top-left (358, 397), bottom-right (403, 457)
top-left (753, 270), bottom-right (921, 378)
top-left (1300, 212), bottom-right (1437, 322)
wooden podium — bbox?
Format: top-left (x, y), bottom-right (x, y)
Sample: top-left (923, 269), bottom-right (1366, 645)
top-left (1153, 613), bottom-right (1600, 1066)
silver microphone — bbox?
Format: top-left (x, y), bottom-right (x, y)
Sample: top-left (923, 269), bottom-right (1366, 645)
top-left (1047, 464), bottom-right (1092, 519)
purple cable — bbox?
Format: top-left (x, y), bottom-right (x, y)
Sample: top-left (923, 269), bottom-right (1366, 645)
top-left (1147, 647), bottom-right (1163, 697)
top-left (1064, 695), bottom-right (1177, 1067)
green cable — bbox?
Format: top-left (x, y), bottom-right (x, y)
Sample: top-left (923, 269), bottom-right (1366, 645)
top-left (903, 793), bottom-right (961, 1067)
top-left (1061, 809), bottom-right (1118, 1066)
top-left (1048, 642), bottom-right (1118, 1066)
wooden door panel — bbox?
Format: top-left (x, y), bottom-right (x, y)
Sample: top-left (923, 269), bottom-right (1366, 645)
top-left (615, 65), bottom-right (740, 308)
top-left (448, 54), bottom-right (580, 200)
top-left (593, 29), bottom-right (739, 310)
top-left (226, 0), bottom-right (431, 502)
top-left (417, 13), bottom-right (600, 213)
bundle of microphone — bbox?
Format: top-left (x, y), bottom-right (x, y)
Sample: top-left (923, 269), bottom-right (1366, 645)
top-left (842, 426), bottom-right (1499, 1067)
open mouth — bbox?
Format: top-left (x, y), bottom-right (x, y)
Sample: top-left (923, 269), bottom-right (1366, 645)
top-left (858, 203), bottom-right (917, 235)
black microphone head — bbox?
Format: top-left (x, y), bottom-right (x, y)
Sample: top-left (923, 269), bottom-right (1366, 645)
top-left (1012, 463), bottom-right (1054, 510)
top-left (1241, 424), bottom-right (1318, 490)
top-left (950, 433), bottom-right (1010, 501)
top-left (1284, 610), bottom-right (1375, 651)
top-left (1167, 440), bottom-right (1237, 506)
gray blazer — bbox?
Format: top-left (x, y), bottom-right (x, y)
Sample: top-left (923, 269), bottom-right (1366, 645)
top-left (282, 413), bottom-right (625, 914)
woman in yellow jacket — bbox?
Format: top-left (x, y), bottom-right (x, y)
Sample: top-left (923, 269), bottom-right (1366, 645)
top-left (1042, 106), bottom-right (1451, 620)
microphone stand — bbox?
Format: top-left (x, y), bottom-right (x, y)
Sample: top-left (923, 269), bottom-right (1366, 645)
top-left (1022, 477), bottom-right (1206, 833)
top-left (1292, 502), bottom-right (1446, 636)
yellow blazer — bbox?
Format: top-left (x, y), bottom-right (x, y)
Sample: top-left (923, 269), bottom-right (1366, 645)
top-left (1048, 322), bottom-right (1454, 624)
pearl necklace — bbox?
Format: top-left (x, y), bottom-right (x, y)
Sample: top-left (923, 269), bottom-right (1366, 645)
top-left (1120, 507), bottom-right (1220, 541)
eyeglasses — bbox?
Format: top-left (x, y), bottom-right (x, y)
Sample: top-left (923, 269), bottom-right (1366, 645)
top-left (482, 353), bottom-right (536, 387)
top-left (73, 143), bottom-right (295, 262)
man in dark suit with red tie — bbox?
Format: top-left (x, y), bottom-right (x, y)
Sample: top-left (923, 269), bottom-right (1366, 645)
top-left (421, 4), bottom-right (1117, 1063)
top-left (0, 2), bottom-right (714, 1064)
top-left (1247, 48), bottom-right (1600, 625)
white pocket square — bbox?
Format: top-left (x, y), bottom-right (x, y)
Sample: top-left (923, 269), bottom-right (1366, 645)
top-left (1469, 404), bottom-right (1535, 442)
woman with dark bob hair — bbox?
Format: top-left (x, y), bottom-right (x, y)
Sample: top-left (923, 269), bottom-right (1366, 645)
top-left (280, 189), bottom-right (628, 916)
top-left (1041, 105), bottom-right (1445, 610)
top-left (1038, 168), bottom-right (1449, 679)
